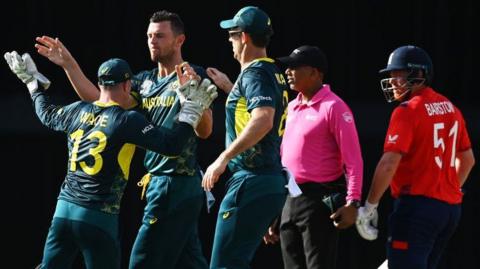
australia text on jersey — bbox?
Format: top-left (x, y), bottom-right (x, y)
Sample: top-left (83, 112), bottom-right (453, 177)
top-left (142, 96), bottom-right (175, 112)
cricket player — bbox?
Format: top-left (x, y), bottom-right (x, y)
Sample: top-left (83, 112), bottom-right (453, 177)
top-left (4, 53), bottom-right (216, 269)
top-left (356, 45), bottom-right (475, 269)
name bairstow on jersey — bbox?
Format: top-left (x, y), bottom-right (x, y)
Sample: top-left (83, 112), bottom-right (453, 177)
top-left (425, 101), bottom-right (454, 116)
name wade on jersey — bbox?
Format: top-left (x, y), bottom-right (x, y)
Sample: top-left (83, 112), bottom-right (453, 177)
top-left (79, 111), bottom-right (109, 127)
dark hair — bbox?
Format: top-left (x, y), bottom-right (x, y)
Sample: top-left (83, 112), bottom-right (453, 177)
top-left (150, 10), bottom-right (185, 35)
top-left (249, 29), bottom-right (273, 48)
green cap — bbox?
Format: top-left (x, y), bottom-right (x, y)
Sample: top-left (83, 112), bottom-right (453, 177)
top-left (97, 58), bottom-right (133, 86)
top-left (220, 6), bottom-right (273, 35)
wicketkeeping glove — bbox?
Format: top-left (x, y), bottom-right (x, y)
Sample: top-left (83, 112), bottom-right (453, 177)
top-left (176, 78), bottom-right (218, 128)
top-left (176, 78), bottom-right (218, 109)
top-left (188, 78), bottom-right (218, 110)
top-left (356, 201), bottom-right (379, 241)
top-left (178, 100), bottom-right (204, 128)
top-left (4, 51), bottom-right (51, 94)
top-left (176, 79), bottom-right (198, 104)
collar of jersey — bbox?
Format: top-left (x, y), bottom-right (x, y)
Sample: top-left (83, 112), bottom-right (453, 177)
top-left (157, 68), bottom-right (177, 80)
top-left (244, 57), bottom-right (275, 69)
top-left (409, 86), bottom-right (431, 98)
top-left (294, 84), bottom-right (331, 108)
top-left (94, 101), bottom-right (121, 107)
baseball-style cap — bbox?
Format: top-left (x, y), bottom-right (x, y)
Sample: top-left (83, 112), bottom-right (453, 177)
top-left (220, 6), bottom-right (273, 35)
top-left (97, 58), bottom-right (133, 86)
top-left (277, 45), bottom-right (328, 73)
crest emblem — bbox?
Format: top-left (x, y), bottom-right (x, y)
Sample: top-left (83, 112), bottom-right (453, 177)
top-left (140, 79), bottom-right (154, 95)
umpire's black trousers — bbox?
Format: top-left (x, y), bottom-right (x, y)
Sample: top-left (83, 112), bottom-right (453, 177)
top-left (279, 181), bottom-right (345, 269)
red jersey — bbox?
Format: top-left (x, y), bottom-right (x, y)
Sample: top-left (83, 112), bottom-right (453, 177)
top-left (384, 87), bottom-right (471, 204)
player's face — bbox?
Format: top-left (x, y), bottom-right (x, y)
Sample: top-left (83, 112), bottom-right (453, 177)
top-left (147, 21), bottom-right (179, 63)
top-left (285, 66), bottom-right (316, 93)
top-left (388, 70), bottom-right (410, 101)
top-left (227, 29), bottom-right (244, 62)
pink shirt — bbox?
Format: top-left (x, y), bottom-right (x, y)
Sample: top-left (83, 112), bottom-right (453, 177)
top-left (281, 85), bottom-right (363, 201)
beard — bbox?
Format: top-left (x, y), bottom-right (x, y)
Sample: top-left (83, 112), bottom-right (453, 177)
top-left (150, 46), bottom-right (174, 64)
top-left (150, 51), bottom-right (162, 63)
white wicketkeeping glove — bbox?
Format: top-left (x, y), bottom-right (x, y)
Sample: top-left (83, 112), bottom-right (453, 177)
top-left (178, 100), bottom-right (204, 128)
top-left (4, 51), bottom-right (51, 94)
top-left (175, 79), bottom-right (198, 104)
top-left (188, 78), bottom-right (218, 110)
top-left (356, 201), bottom-right (379, 241)
top-left (176, 78), bottom-right (218, 128)
top-left (176, 78), bottom-right (218, 109)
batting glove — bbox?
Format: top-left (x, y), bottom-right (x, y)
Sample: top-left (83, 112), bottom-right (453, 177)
top-left (4, 51), bottom-right (51, 94)
top-left (356, 201), bottom-right (379, 241)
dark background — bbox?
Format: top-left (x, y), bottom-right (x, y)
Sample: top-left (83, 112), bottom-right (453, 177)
top-left (1, 0), bottom-right (478, 268)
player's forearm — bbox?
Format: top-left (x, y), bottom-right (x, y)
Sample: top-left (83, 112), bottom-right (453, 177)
top-left (130, 111), bottom-right (193, 156)
top-left (367, 152), bottom-right (402, 204)
top-left (456, 149), bottom-right (475, 186)
top-left (222, 108), bottom-right (273, 161)
top-left (63, 59), bottom-right (100, 102)
top-left (194, 109), bottom-right (213, 139)
top-left (151, 123), bottom-right (194, 156)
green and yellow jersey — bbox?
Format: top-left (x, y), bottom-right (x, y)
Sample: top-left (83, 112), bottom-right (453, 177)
top-left (131, 65), bottom-right (207, 176)
top-left (225, 58), bottom-right (288, 173)
top-left (32, 91), bottom-right (192, 214)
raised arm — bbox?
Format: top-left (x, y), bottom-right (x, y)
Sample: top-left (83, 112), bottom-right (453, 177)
top-left (35, 36), bottom-right (100, 102)
top-left (4, 51), bottom-right (75, 131)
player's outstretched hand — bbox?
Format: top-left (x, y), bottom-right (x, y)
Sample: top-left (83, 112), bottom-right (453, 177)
top-left (35, 36), bottom-right (75, 69)
top-left (206, 67), bottom-right (233, 94)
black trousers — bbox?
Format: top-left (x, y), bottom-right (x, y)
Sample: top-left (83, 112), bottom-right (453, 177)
top-left (280, 180), bottom-right (345, 269)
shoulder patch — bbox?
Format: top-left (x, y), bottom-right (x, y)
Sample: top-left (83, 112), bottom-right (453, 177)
top-left (342, 112), bottom-right (353, 123)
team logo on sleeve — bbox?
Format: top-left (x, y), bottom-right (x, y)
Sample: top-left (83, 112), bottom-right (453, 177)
top-left (342, 112), bottom-right (353, 123)
top-left (140, 80), bottom-right (153, 95)
top-left (142, 124), bottom-right (154, 134)
top-left (388, 134), bottom-right (399, 144)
